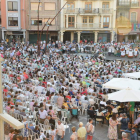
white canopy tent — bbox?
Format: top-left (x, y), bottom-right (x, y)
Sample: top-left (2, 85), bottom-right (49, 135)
top-left (123, 72), bottom-right (140, 79)
top-left (108, 88), bottom-right (140, 102)
top-left (103, 78), bottom-right (140, 90)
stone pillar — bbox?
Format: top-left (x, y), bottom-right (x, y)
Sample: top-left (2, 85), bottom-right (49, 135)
top-left (77, 31), bottom-right (81, 43)
top-left (2, 30), bottom-right (4, 40)
top-left (71, 32), bottom-right (74, 42)
top-left (136, 35), bottom-right (139, 41)
top-left (112, 31), bottom-right (114, 42)
top-left (94, 31), bottom-right (98, 43)
top-left (23, 31), bottom-right (26, 42)
top-left (60, 31), bottom-right (64, 42)
top-left (125, 35), bottom-right (128, 42)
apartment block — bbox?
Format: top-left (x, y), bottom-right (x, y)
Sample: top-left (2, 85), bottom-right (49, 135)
top-left (116, 0), bottom-right (140, 42)
top-left (60, 0), bottom-right (117, 43)
top-left (26, 0), bottom-right (61, 44)
top-left (1, 0), bottom-right (26, 42)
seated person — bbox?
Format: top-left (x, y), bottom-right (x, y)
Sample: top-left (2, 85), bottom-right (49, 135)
top-left (87, 106), bottom-right (95, 118)
top-left (96, 108), bottom-right (104, 123)
top-left (100, 99), bottom-right (107, 106)
top-left (133, 114), bottom-right (140, 127)
top-left (61, 105), bottom-right (71, 122)
top-left (47, 115), bottom-right (55, 126)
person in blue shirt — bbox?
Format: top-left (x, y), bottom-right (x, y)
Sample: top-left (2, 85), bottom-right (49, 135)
top-left (121, 128), bottom-right (137, 140)
top-left (28, 122), bottom-right (35, 131)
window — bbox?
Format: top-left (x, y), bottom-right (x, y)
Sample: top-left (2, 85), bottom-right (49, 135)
top-left (85, 2), bottom-right (92, 10)
top-left (131, 12), bottom-right (136, 22)
top-left (31, 3), bottom-right (42, 11)
top-left (8, 17), bottom-right (18, 26)
top-left (45, 3), bottom-right (55, 10)
top-left (67, 2), bottom-right (75, 9)
top-left (83, 17), bottom-right (87, 23)
top-left (68, 16), bottom-right (75, 27)
top-left (8, 2), bottom-right (18, 11)
top-left (44, 19), bottom-right (55, 25)
top-left (102, 2), bottom-right (109, 8)
top-left (103, 16), bottom-right (110, 28)
top-left (89, 17), bottom-right (93, 23)
top-left (31, 19), bottom-right (42, 25)
top-left (0, 3), bottom-right (1, 10)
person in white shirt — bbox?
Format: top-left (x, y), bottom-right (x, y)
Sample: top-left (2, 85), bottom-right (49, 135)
top-left (39, 107), bottom-right (48, 124)
top-left (56, 120), bottom-right (65, 140)
top-left (40, 131), bottom-right (47, 140)
top-left (100, 99), bottom-right (107, 106)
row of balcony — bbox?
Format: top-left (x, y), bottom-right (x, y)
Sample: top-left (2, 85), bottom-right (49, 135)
top-left (117, 1), bottom-right (139, 7)
top-left (64, 8), bottom-right (113, 14)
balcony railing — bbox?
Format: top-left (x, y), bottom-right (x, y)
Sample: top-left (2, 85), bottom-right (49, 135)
top-left (64, 23), bottom-right (102, 29)
top-left (131, 2), bottom-right (139, 7)
top-left (64, 8), bottom-right (113, 14)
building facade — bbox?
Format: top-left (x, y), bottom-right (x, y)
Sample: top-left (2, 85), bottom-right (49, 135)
top-left (60, 0), bottom-right (117, 43)
top-left (26, 0), bottom-right (61, 44)
top-left (0, 0), bottom-right (2, 41)
top-left (116, 0), bottom-right (140, 42)
top-left (1, 0), bottom-right (26, 42)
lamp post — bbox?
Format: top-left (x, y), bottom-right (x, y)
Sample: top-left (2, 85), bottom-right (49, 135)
top-left (37, 0), bottom-right (41, 56)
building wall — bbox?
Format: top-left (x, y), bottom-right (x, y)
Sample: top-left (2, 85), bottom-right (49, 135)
top-left (1, 0), bottom-right (6, 28)
top-left (60, 0), bottom-right (116, 43)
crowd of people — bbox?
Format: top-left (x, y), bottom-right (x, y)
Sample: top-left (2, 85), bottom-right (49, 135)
top-left (1, 40), bottom-right (140, 140)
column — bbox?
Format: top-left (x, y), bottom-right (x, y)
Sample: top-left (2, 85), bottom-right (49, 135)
top-left (23, 31), bottom-right (26, 42)
top-left (75, 15), bottom-right (77, 28)
top-left (111, 31), bottom-right (114, 42)
top-left (66, 15), bottom-right (68, 28)
top-left (136, 35), bottom-right (139, 41)
top-left (125, 35), bottom-right (128, 42)
top-left (77, 31), bottom-right (81, 43)
top-left (94, 31), bottom-right (98, 43)
top-left (60, 31), bottom-right (64, 42)
top-left (2, 31), bottom-right (4, 40)
top-left (71, 32), bottom-right (74, 42)
top-left (101, 16), bottom-right (103, 28)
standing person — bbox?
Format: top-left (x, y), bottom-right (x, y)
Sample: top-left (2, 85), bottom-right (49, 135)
top-left (108, 113), bottom-right (118, 140)
top-left (22, 117), bottom-right (29, 140)
top-left (77, 122), bottom-right (86, 140)
top-left (56, 120), bottom-right (65, 140)
top-left (39, 107), bottom-right (48, 124)
top-left (86, 119), bottom-right (94, 140)
top-left (50, 125), bottom-right (56, 140)
top-left (70, 126), bottom-right (78, 140)
top-left (129, 102), bottom-right (135, 123)
top-left (57, 94), bottom-right (64, 108)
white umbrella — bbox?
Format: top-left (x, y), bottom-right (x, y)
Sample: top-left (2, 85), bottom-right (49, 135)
top-left (108, 88), bottom-right (140, 102)
top-left (124, 72), bottom-right (140, 79)
top-left (103, 78), bottom-right (140, 90)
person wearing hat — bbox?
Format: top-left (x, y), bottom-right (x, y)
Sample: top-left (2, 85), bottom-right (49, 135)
top-left (77, 122), bottom-right (86, 140)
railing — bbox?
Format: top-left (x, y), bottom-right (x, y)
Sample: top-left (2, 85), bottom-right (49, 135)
top-left (64, 8), bottom-right (113, 14)
top-left (65, 23), bottom-right (101, 29)
top-left (131, 2), bottom-right (139, 7)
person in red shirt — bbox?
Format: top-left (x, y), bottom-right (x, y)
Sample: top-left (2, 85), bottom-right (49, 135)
top-left (8, 98), bottom-right (14, 105)
top-left (66, 93), bottom-right (72, 101)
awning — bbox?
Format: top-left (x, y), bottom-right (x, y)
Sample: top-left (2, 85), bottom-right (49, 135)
top-left (117, 28), bottom-right (131, 35)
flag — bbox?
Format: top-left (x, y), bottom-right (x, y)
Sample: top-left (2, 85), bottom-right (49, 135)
top-left (131, 23), bottom-right (134, 31)
top-left (134, 23), bottom-right (136, 31)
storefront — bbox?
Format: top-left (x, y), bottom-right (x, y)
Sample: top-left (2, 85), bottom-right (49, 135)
top-left (98, 31), bottom-right (111, 43)
top-left (29, 31), bottom-right (58, 44)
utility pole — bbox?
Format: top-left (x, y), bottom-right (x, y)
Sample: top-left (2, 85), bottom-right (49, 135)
top-left (45, 2), bottom-right (67, 53)
top-left (37, 0), bottom-right (41, 56)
